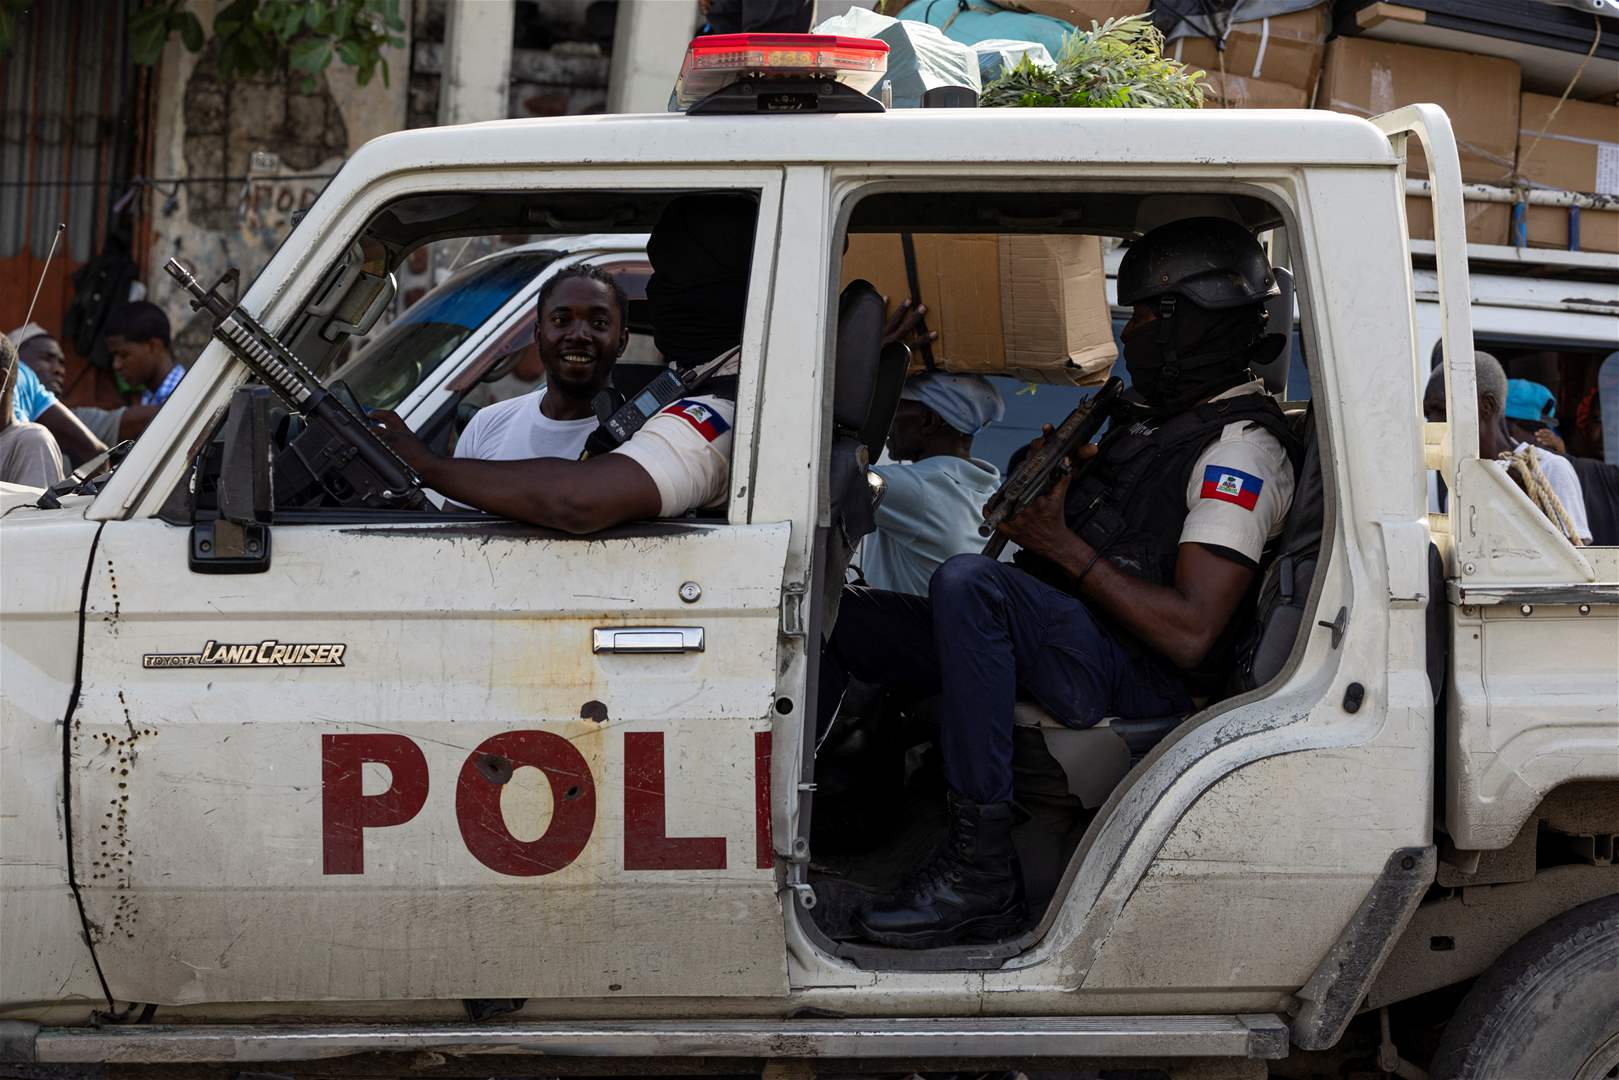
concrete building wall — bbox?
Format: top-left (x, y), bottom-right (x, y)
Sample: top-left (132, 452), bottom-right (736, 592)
top-left (143, 0), bottom-right (411, 357)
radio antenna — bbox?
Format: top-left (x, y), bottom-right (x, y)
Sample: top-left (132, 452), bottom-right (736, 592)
top-left (23, 223), bottom-right (67, 329)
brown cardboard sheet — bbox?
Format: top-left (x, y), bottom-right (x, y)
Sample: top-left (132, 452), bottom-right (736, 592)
top-left (841, 233), bottom-right (1117, 386)
top-left (1317, 36), bottom-right (1521, 184)
top-left (1516, 93), bottom-right (1619, 254)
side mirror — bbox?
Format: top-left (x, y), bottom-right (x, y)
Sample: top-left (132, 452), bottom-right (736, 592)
top-left (191, 386), bottom-right (274, 574)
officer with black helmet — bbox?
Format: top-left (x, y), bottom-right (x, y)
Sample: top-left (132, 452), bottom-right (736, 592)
top-left (819, 216), bottom-right (1301, 949)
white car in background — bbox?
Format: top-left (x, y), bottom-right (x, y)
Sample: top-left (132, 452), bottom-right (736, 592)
top-left (327, 234), bottom-right (656, 455)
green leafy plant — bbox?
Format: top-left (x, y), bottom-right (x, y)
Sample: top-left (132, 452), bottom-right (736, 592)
top-left (980, 15), bottom-right (1205, 110)
top-left (128, 0), bottom-right (407, 90)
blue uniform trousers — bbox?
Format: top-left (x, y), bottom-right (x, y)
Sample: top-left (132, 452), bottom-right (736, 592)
top-left (821, 553), bottom-right (1192, 804)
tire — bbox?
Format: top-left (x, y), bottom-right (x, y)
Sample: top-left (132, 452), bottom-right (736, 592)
top-left (1430, 893), bottom-right (1619, 1080)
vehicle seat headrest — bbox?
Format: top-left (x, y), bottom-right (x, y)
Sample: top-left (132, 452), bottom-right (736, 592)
top-left (1251, 265), bottom-right (1295, 397)
top-left (834, 280), bottom-right (885, 432)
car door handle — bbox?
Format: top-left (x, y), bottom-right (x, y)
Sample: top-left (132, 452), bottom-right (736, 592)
top-left (592, 627), bottom-right (705, 654)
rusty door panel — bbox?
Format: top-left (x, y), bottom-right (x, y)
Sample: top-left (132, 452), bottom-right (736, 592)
top-left (72, 518), bottom-right (791, 1004)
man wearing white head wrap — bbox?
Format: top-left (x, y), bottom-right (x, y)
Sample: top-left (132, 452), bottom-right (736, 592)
top-left (860, 373), bottom-right (1004, 597)
top-left (0, 334), bottom-right (65, 489)
top-left (4, 324), bottom-right (107, 468)
top-left (7, 323), bottom-right (127, 451)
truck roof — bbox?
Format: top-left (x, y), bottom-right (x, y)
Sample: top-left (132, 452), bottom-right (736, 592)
top-left (344, 108), bottom-right (1399, 177)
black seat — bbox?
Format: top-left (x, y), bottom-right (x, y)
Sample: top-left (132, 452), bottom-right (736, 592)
top-left (820, 280), bottom-right (908, 636)
top-left (1238, 400), bottom-right (1322, 690)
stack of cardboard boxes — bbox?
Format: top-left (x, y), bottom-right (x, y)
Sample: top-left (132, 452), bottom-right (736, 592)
top-left (1003, 1), bottom-right (1619, 253)
top-left (1317, 36), bottom-right (1522, 245)
top-left (1169, 6), bottom-right (1330, 110)
top-left (1515, 94), bottom-right (1619, 254)
top-left (1314, 35), bottom-right (1618, 252)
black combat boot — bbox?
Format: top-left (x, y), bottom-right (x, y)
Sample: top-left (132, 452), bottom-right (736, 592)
top-left (853, 789), bottom-right (1027, 949)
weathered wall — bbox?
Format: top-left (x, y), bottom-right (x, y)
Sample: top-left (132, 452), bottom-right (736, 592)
top-left (408, 0), bottom-right (611, 129)
top-left (143, 0), bottom-right (411, 358)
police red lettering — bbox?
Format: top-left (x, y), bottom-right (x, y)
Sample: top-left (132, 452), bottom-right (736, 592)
top-left (321, 733), bottom-right (429, 874)
top-left (624, 731), bottom-right (726, 870)
top-left (456, 731), bottom-right (596, 876)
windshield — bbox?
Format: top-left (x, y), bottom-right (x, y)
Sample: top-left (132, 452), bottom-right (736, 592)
top-left (332, 249), bottom-right (559, 410)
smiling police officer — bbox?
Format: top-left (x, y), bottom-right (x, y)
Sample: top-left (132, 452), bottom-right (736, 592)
top-left (820, 216), bottom-right (1302, 949)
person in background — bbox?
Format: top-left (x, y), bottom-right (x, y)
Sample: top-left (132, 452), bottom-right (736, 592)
top-left (1424, 356), bottom-right (1591, 544)
top-left (1503, 377), bottom-right (1619, 546)
top-left (5, 327), bottom-right (105, 468)
top-left (14, 323), bottom-right (66, 395)
top-left (1503, 379), bottom-right (1567, 455)
top-left (454, 266), bottom-right (628, 465)
top-left (861, 371), bottom-right (1004, 596)
top-left (8, 323), bottom-right (127, 448)
top-left (0, 335), bottom-right (65, 490)
top-left (104, 301), bottom-right (185, 439)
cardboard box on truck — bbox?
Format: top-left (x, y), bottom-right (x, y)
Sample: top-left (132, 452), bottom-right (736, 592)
top-left (1405, 196), bottom-right (1509, 247)
top-left (1516, 93), bottom-right (1619, 255)
top-left (841, 233), bottom-right (1117, 385)
top-left (1196, 71), bottom-right (1310, 109)
top-left (1317, 36), bottom-right (1520, 184)
top-left (1170, 5), bottom-right (1329, 105)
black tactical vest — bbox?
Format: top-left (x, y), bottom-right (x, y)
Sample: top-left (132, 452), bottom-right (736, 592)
top-left (1016, 392), bottom-right (1302, 695)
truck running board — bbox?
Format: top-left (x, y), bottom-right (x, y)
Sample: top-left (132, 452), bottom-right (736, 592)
top-left (1, 1015), bottom-right (1290, 1064)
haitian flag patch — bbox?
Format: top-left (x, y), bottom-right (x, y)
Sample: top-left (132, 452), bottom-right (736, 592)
top-left (1200, 465), bottom-right (1263, 510)
top-left (664, 399), bottom-right (731, 442)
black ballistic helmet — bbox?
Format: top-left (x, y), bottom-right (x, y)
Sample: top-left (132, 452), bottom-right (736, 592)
top-left (1117, 216), bottom-right (1278, 310)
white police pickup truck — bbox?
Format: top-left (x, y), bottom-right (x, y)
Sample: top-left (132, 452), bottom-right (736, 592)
top-left (2, 33), bottom-right (1616, 1080)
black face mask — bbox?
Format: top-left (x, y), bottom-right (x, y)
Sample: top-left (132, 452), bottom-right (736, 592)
top-left (646, 195), bottom-right (757, 369)
top-left (1121, 300), bottom-right (1266, 410)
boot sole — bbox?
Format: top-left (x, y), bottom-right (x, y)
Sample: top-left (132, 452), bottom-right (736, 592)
top-left (852, 909), bottom-right (1027, 950)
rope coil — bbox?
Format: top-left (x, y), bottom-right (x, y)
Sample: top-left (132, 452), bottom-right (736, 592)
top-left (1499, 445), bottom-right (1585, 547)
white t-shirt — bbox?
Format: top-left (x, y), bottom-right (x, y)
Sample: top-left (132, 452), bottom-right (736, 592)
top-left (454, 389), bottom-right (598, 463)
top-left (1496, 442), bottom-right (1592, 544)
top-left (1177, 380), bottom-right (1297, 567)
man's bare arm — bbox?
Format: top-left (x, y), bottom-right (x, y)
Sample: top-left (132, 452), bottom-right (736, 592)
top-left (372, 411), bottom-right (662, 533)
top-left (117, 404), bottom-right (162, 441)
top-left (36, 403), bottom-right (107, 465)
top-left (997, 473), bottom-right (1255, 670)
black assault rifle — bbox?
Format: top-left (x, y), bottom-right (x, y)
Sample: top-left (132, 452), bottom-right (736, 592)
top-left (979, 376), bottom-right (1123, 559)
top-left (165, 258), bottom-right (425, 511)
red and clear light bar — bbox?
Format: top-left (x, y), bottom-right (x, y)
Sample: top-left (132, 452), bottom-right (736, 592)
top-left (673, 33), bottom-right (890, 110)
